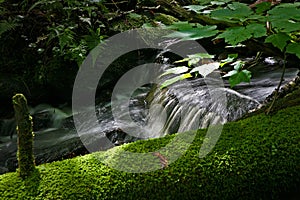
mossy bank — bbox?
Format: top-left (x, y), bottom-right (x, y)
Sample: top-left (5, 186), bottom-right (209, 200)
top-left (0, 105), bottom-right (300, 200)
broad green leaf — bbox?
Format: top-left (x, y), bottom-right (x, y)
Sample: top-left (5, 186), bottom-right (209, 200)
top-left (228, 70), bottom-right (252, 87)
top-left (217, 23), bottom-right (267, 44)
top-left (166, 25), bottom-right (218, 41)
top-left (183, 5), bottom-right (207, 13)
top-left (286, 43), bottom-right (300, 59)
top-left (216, 26), bottom-right (252, 46)
top-left (255, 2), bottom-right (272, 14)
top-left (159, 66), bottom-right (189, 77)
top-left (268, 6), bottom-right (300, 20)
top-left (270, 20), bottom-right (300, 33)
top-left (160, 73), bottom-right (192, 89)
top-left (227, 2), bottom-right (250, 11)
top-left (246, 23), bottom-right (267, 38)
top-left (190, 62), bottom-right (219, 77)
top-left (211, 2), bottom-right (253, 22)
top-left (275, 2), bottom-right (300, 8)
top-left (265, 32), bottom-right (291, 51)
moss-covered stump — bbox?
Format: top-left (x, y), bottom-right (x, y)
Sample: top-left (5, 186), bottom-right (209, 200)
top-left (12, 94), bottom-right (35, 178)
top-left (0, 105), bottom-right (299, 199)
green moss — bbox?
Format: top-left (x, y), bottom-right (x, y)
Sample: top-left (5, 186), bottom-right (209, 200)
top-left (0, 105), bottom-right (300, 199)
top-left (154, 13), bottom-right (179, 25)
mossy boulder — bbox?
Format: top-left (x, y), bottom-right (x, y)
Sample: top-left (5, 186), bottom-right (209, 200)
top-left (0, 105), bottom-right (299, 199)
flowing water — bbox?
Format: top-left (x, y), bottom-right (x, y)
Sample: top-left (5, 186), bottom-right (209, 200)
top-left (0, 57), bottom-right (298, 174)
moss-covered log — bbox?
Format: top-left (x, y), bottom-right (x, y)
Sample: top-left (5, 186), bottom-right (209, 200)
top-left (1, 104), bottom-right (299, 199)
top-left (12, 94), bottom-right (35, 178)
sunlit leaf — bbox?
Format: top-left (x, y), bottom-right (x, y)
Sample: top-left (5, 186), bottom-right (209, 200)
top-left (210, 1), bottom-right (226, 5)
top-left (189, 53), bottom-right (215, 59)
top-left (188, 58), bottom-right (200, 66)
top-left (223, 70), bottom-right (238, 78)
top-left (159, 66), bottom-right (189, 77)
top-left (183, 5), bottom-right (207, 13)
top-left (165, 25), bottom-right (218, 41)
top-left (232, 61), bottom-right (245, 71)
top-left (220, 54), bottom-right (238, 67)
top-left (174, 53), bottom-right (214, 64)
top-left (160, 73), bottom-right (192, 89)
top-left (190, 62), bottom-right (219, 77)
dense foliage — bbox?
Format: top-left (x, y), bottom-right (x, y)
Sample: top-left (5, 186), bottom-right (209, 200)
top-left (1, 0), bottom-right (299, 115)
top-left (156, 1), bottom-right (300, 87)
top-left (0, 105), bottom-right (299, 199)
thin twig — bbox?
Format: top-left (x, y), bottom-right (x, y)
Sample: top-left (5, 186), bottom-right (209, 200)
top-left (266, 53), bottom-right (286, 115)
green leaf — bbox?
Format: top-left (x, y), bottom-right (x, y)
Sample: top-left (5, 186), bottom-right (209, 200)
top-left (268, 6), bottom-right (300, 20)
top-left (246, 23), bottom-right (267, 38)
top-left (228, 70), bottom-right (252, 87)
top-left (265, 32), bottom-right (291, 51)
top-left (183, 5), bottom-right (208, 13)
top-left (286, 43), bottom-right (300, 59)
top-left (190, 62), bottom-right (219, 77)
top-left (159, 66), bottom-right (189, 77)
top-left (220, 54), bottom-right (238, 67)
top-left (218, 24), bottom-right (266, 46)
top-left (245, 14), bottom-right (267, 22)
top-left (233, 61), bottom-right (245, 71)
top-left (210, 2), bottom-right (253, 22)
top-left (188, 58), bottom-right (200, 66)
top-left (165, 25), bottom-right (218, 41)
top-left (216, 26), bottom-right (252, 46)
top-left (189, 53), bottom-right (215, 59)
top-left (255, 2), bottom-right (272, 14)
top-left (174, 53), bottom-right (214, 64)
top-left (210, 1), bottom-right (227, 5)
top-left (160, 73), bottom-right (192, 89)
top-left (223, 70), bottom-right (238, 78)
top-left (270, 20), bottom-right (300, 33)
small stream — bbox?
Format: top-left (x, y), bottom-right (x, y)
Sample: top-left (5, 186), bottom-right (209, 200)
top-left (0, 59), bottom-right (298, 174)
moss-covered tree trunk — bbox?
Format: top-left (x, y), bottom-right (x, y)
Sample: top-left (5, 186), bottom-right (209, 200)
top-left (12, 94), bottom-right (35, 178)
